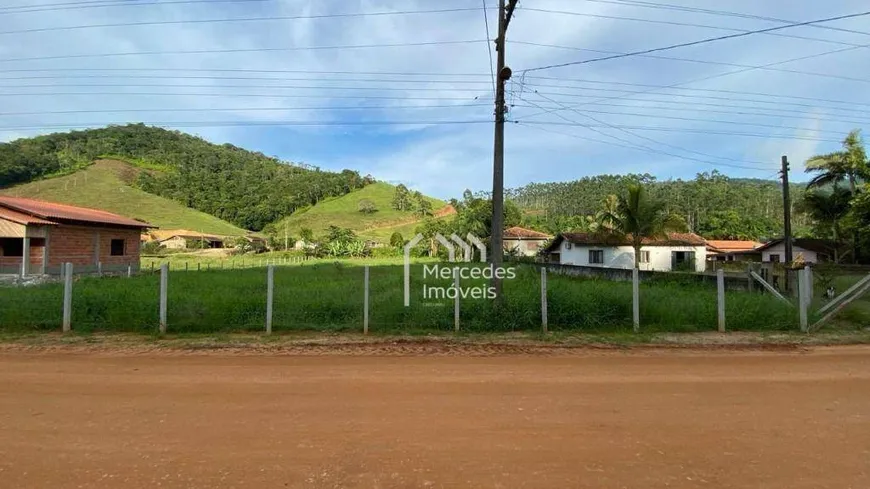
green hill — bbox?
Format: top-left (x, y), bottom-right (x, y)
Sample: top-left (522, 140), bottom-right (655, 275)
top-left (275, 182), bottom-right (450, 241)
top-left (0, 124), bottom-right (370, 230)
top-left (0, 160), bottom-right (246, 235)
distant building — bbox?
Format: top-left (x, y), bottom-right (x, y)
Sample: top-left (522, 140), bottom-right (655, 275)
top-left (755, 238), bottom-right (842, 264)
top-left (543, 232), bottom-right (708, 272)
top-left (0, 196), bottom-right (153, 276)
top-left (148, 230), bottom-right (227, 249)
top-left (503, 226), bottom-right (552, 257)
top-left (706, 240), bottom-right (762, 262)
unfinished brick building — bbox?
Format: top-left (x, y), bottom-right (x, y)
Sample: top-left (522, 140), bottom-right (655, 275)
top-left (0, 196), bottom-right (153, 276)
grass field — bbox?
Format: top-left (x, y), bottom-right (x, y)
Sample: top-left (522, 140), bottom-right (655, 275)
top-left (0, 263), bottom-right (803, 334)
top-left (0, 159), bottom-right (246, 235)
top-left (276, 182), bottom-right (447, 241)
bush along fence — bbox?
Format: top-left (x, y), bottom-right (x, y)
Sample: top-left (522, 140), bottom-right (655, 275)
top-left (0, 261), bottom-right (849, 335)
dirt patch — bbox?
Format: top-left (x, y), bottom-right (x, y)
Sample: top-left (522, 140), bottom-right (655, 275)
top-left (1, 348), bottom-right (869, 488)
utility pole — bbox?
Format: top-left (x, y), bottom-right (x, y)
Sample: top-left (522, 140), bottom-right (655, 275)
top-left (490, 0), bottom-right (519, 296)
top-left (780, 155), bottom-right (794, 292)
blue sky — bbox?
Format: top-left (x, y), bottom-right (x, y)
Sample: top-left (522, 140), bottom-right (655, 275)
top-left (1, 0), bottom-right (869, 198)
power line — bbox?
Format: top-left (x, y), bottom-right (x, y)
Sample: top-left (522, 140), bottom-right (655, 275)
top-left (511, 101), bottom-right (870, 126)
top-left (0, 7), bottom-right (483, 35)
top-left (0, 82), bottom-right (495, 92)
top-left (0, 67), bottom-right (493, 77)
top-left (524, 90), bottom-right (774, 168)
top-left (516, 121), bottom-right (774, 173)
top-left (520, 121), bottom-right (841, 142)
top-left (520, 7), bottom-right (869, 49)
top-left (0, 39), bottom-right (489, 64)
top-left (0, 120), bottom-right (494, 132)
top-left (481, 0), bottom-right (496, 96)
top-left (510, 40), bottom-right (870, 85)
top-left (0, 92), bottom-right (486, 101)
top-left (523, 76), bottom-right (870, 108)
top-left (517, 42), bottom-right (870, 121)
top-left (0, 74), bottom-right (496, 85)
top-left (574, 0), bottom-right (870, 38)
top-left (2, 72), bottom-right (867, 112)
top-left (513, 104), bottom-right (850, 135)
top-left (0, 0), bottom-right (269, 15)
top-left (518, 84), bottom-right (870, 115)
top-left (0, 103), bottom-right (493, 117)
top-left (521, 10), bottom-right (870, 72)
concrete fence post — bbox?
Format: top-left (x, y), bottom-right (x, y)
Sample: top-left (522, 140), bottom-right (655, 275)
top-left (97, 261), bottom-right (102, 277)
top-left (266, 265), bottom-right (274, 334)
top-left (62, 262), bottom-right (73, 332)
top-left (632, 268), bottom-right (640, 332)
top-left (541, 267), bottom-right (548, 333)
top-left (454, 267), bottom-right (460, 332)
top-left (159, 263), bottom-right (168, 334)
top-left (363, 265), bottom-right (370, 335)
top-left (717, 268), bottom-right (726, 333)
top-left (127, 264), bottom-right (132, 278)
top-left (798, 267), bottom-right (809, 332)
top-left (185, 262), bottom-right (189, 272)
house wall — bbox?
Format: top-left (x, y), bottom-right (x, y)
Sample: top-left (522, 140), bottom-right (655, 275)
top-left (557, 241), bottom-right (707, 272)
top-left (761, 243), bottom-right (819, 263)
top-left (504, 238), bottom-right (548, 257)
top-left (161, 237), bottom-right (188, 249)
top-left (45, 224), bottom-right (142, 275)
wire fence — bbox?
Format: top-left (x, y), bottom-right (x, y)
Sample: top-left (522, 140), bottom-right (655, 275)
top-left (1, 260), bottom-right (844, 335)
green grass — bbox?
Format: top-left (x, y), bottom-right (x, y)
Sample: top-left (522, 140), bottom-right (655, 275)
top-left (0, 159), bottom-right (246, 235)
top-left (0, 263), bottom-right (802, 334)
top-left (276, 182), bottom-right (446, 240)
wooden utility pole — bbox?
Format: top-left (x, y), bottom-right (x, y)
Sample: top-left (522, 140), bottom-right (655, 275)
top-left (490, 0), bottom-right (519, 295)
top-left (781, 155), bottom-right (794, 292)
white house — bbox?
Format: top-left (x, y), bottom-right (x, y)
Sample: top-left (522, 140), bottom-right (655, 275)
top-left (543, 232), bottom-right (708, 272)
top-left (503, 226), bottom-right (552, 257)
top-left (754, 238), bottom-right (840, 264)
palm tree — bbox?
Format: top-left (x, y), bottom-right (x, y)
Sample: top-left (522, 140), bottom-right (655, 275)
top-left (806, 129), bottom-right (869, 195)
top-left (798, 187), bottom-right (852, 263)
top-left (597, 184), bottom-right (687, 270)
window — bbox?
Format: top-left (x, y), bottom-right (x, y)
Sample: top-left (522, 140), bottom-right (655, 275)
top-left (589, 249), bottom-right (604, 264)
top-left (110, 239), bottom-right (126, 256)
top-left (565, 242), bottom-right (572, 250)
top-left (671, 251), bottom-right (696, 271)
top-left (0, 238), bottom-right (23, 257)
top-left (769, 254), bottom-right (781, 263)
top-left (639, 251), bottom-right (650, 264)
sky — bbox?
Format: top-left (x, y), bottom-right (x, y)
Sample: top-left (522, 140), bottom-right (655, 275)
top-left (1, 0), bottom-right (869, 198)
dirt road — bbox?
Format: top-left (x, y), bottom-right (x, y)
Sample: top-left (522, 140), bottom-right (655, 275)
top-left (1, 346), bottom-right (868, 488)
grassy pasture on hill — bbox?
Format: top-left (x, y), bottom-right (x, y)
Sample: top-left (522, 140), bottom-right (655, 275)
top-left (0, 263), bottom-right (803, 334)
top-left (277, 182), bottom-right (446, 240)
top-left (0, 160), bottom-right (246, 236)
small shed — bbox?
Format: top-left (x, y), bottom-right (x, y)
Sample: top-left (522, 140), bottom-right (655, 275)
top-left (0, 196), bottom-right (154, 276)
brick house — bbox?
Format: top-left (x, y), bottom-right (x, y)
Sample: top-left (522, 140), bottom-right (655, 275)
top-left (0, 196), bottom-right (154, 276)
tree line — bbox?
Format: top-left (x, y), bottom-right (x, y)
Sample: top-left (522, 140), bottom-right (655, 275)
top-left (0, 124), bottom-right (372, 231)
top-left (501, 171), bottom-right (809, 241)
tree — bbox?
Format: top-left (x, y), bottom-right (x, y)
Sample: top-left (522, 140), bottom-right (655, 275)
top-left (358, 199), bottom-right (378, 214)
top-left (806, 129), bottom-right (869, 196)
top-left (392, 184), bottom-right (412, 211)
top-left (299, 227), bottom-right (314, 244)
top-left (389, 231), bottom-right (405, 249)
top-left (798, 187), bottom-right (852, 262)
top-left (415, 192), bottom-right (433, 218)
top-left (597, 183), bottom-right (687, 269)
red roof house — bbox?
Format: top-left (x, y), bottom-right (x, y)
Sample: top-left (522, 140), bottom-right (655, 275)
top-left (0, 196), bottom-right (154, 276)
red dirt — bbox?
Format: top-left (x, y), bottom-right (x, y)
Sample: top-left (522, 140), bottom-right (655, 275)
top-left (1, 346), bottom-right (869, 488)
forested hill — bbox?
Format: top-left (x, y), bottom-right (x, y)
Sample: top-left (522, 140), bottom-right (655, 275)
top-left (0, 124), bottom-right (371, 230)
top-left (506, 172), bottom-right (810, 240)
